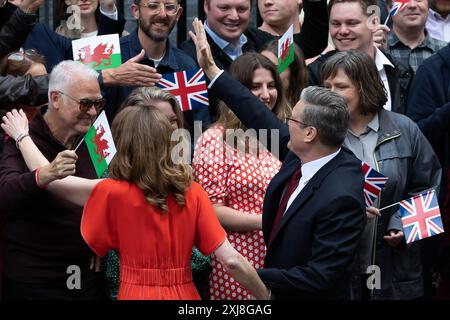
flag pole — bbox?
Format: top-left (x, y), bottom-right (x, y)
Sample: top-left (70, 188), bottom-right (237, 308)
top-left (383, 14), bottom-right (391, 25)
top-left (73, 138), bottom-right (84, 152)
top-left (379, 201), bottom-right (399, 212)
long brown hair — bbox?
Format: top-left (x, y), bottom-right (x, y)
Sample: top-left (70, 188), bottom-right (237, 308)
top-left (217, 52), bottom-right (291, 132)
top-left (260, 40), bottom-right (308, 106)
top-left (109, 105), bottom-right (193, 212)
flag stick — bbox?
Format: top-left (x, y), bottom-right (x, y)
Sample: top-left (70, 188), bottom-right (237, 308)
top-left (379, 201), bottom-right (399, 212)
top-left (73, 138), bottom-right (84, 152)
top-left (383, 14), bottom-right (391, 25)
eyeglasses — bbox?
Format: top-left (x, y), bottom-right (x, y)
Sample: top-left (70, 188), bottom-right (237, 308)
top-left (7, 49), bottom-right (39, 62)
top-left (58, 91), bottom-right (106, 113)
top-left (140, 2), bottom-right (180, 15)
top-left (285, 117), bottom-right (309, 127)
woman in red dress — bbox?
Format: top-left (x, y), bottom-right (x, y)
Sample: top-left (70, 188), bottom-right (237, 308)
top-left (1, 106), bottom-right (270, 300)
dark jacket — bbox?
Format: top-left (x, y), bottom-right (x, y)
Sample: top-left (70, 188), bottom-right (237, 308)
top-left (23, 8), bottom-right (125, 71)
top-left (308, 50), bottom-right (412, 115)
top-left (407, 44), bottom-right (450, 203)
top-left (0, 110), bottom-right (97, 283)
top-left (0, 75), bottom-right (48, 108)
top-left (210, 71), bottom-right (366, 299)
top-left (0, 5), bottom-right (38, 59)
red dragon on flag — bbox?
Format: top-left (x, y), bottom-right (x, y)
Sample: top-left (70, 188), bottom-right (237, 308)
top-left (90, 124), bottom-right (110, 163)
top-left (78, 43), bottom-right (114, 67)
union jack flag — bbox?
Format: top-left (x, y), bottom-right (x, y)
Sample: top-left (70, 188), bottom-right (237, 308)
top-left (157, 68), bottom-right (209, 112)
top-left (400, 190), bottom-right (444, 244)
top-left (362, 162), bottom-right (388, 207)
top-left (389, 0), bottom-right (409, 16)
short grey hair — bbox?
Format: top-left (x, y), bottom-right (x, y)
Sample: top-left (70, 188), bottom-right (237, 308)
top-left (47, 60), bottom-right (99, 101)
top-left (299, 86), bottom-right (349, 147)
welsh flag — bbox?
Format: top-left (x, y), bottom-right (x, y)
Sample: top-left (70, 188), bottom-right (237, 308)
top-left (72, 34), bottom-right (122, 70)
top-left (278, 25), bottom-right (294, 74)
top-left (84, 111), bottom-right (116, 177)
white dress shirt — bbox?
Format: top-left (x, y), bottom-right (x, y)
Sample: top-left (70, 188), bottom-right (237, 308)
top-left (285, 149), bottom-right (341, 213)
top-left (374, 47), bottom-right (394, 111)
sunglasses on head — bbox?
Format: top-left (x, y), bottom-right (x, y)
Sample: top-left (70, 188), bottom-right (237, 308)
top-left (58, 91), bottom-right (106, 113)
top-left (7, 49), bottom-right (39, 62)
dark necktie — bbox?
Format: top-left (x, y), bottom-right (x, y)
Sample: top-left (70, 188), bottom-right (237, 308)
top-left (268, 168), bottom-right (302, 244)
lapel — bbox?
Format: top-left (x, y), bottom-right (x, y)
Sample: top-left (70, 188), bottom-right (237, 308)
top-left (268, 150), bottom-right (346, 247)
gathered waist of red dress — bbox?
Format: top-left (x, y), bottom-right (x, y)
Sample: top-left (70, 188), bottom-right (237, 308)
top-left (121, 265), bottom-right (193, 286)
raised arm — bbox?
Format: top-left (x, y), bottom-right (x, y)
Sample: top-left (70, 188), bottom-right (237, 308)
top-left (189, 18), bottom-right (290, 161)
top-left (1, 109), bottom-right (100, 206)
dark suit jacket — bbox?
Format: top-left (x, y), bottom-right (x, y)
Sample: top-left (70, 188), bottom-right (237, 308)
top-left (210, 72), bottom-right (366, 299)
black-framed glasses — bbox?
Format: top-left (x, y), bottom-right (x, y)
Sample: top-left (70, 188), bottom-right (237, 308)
top-left (140, 2), bottom-right (180, 15)
top-left (7, 49), bottom-right (39, 62)
top-left (58, 91), bottom-right (105, 113)
top-left (285, 117), bottom-right (309, 127)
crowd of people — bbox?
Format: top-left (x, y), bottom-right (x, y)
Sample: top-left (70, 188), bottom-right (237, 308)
top-left (0, 0), bottom-right (449, 300)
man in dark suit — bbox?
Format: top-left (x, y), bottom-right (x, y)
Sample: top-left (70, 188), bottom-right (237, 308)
top-left (190, 18), bottom-right (366, 299)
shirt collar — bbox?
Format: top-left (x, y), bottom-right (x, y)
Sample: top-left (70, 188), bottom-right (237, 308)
top-left (129, 28), bottom-right (180, 70)
top-left (429, 8), bottom-right (450, 21)
top-left (367, 113), bottom-right (380, 133)
top-left (204, 20), bottom-right (248, 51)
top-left (300, 148), bottom-right (341, 183)
top-left (374, 47), bottom-right (394, 71)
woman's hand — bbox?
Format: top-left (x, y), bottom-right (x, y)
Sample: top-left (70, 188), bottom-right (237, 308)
top-left (366, 207), bottom-right (381, 220)
top-left (1, 109), bottom-right (29, 141)
top-left (189, 18), bottom-right (221, 80)
top-left (38, 150), bottom-right (78, 186)
top-left (383, 230), bottom-right (404, 247)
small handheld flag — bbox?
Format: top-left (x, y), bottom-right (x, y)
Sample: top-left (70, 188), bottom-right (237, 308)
top-left (157, 68), bottom-right (209, 112)
top-left (400, 190), bottom-right (444, 244)
top-left (72, 34), bottom-right (122, 70)
top-left (277, 25), bottom-right (294, 74)
top-left (362, 162), bottom-right (388, 207)
top-left (384, 0), bottom-right (410, 24)
top-left (84, 111), bottom-right (116, 178)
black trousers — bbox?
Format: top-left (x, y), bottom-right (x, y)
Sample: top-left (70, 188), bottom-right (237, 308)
top-left (2, 271), bottom-right (106, 300)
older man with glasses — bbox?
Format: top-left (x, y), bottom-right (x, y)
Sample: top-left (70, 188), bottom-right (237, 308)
top-left (0, 60), bottom-right (106, 300)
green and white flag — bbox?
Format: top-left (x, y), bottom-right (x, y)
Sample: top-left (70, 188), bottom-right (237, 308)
top-left (278, 25), bottom-right (294, 74)
top-left (84, 111), bottom-right (116, 177)
top-left (72, 34), bottom-right (121, 70)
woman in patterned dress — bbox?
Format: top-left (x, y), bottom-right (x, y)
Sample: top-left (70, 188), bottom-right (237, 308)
top-left (192, 53), bottom-right (291, 300)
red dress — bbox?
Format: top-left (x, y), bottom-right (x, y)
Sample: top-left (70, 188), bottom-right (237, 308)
top-left (193, 126), bottom-right (281, 300)
top-left (81, 179), bottom-right (226, 300)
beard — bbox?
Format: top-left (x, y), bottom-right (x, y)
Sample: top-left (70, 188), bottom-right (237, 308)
top-left (138, 16), bottom-right (175, 42)
top-left (432, 1), bottom-right (450, 15)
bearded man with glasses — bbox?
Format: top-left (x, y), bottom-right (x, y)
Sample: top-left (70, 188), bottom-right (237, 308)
top-left (0, 60), bottom-right (106, 300)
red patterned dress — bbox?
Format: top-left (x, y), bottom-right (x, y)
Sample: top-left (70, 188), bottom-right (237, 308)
top-left (193, 125), bottom-right (281, 300)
